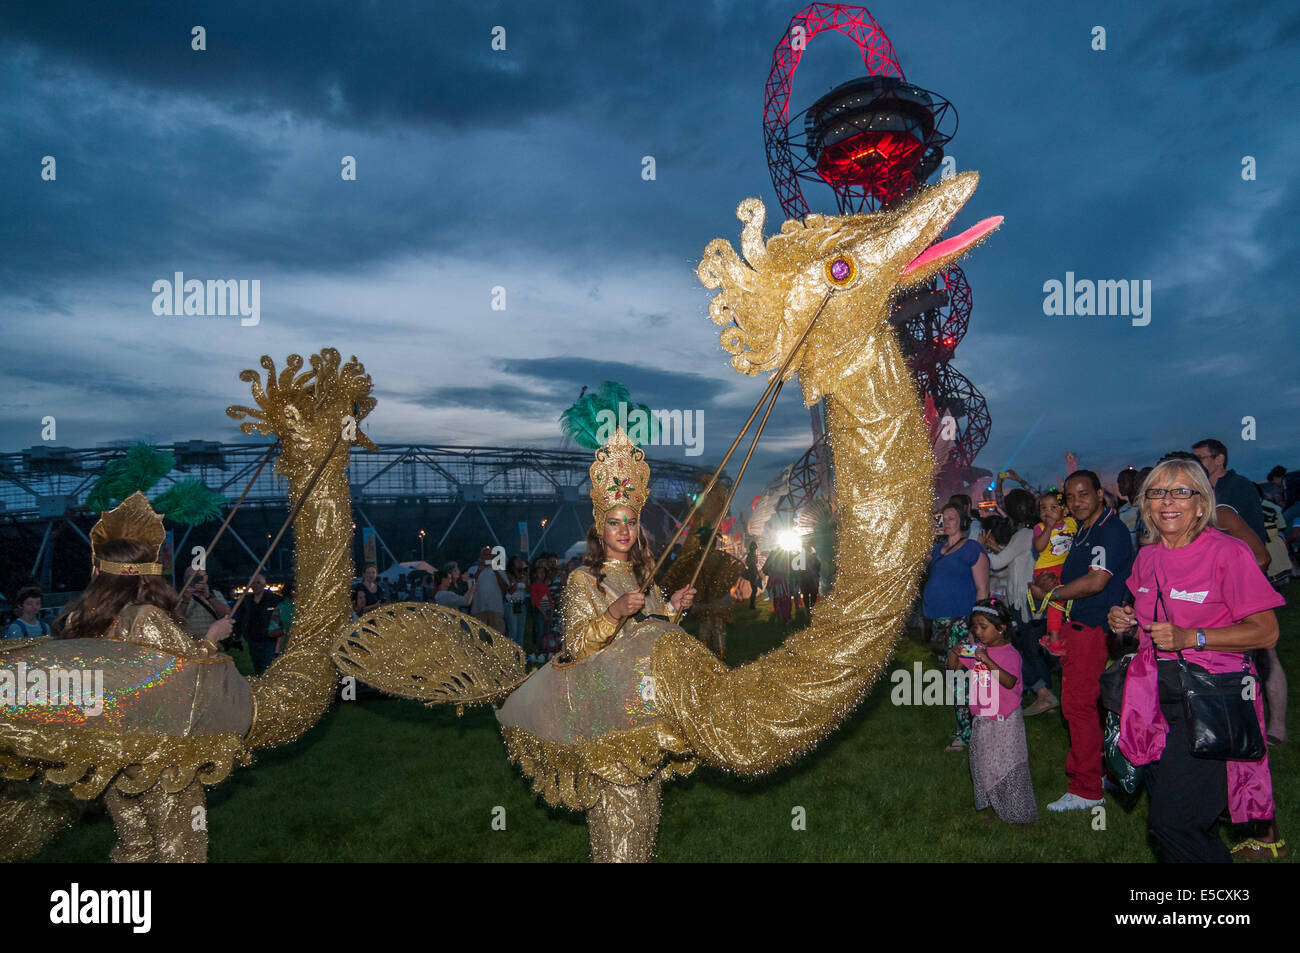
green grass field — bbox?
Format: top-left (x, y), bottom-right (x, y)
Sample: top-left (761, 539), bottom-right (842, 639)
top-left (32, 582), bottom-right (1298, 862)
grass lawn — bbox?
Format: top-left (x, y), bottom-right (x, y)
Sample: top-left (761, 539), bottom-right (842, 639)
top-left (32, 582), bottom-right (1298, 862)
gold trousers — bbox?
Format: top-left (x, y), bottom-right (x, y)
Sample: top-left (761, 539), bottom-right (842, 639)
top-left (103, 779), bottom-right (207, 863)
top-left (585, 776), bottom-right (662, 863)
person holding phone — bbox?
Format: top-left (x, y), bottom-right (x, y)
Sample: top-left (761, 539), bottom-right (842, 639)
top-left (177, 567), bottom-right (231, 642)
top-left (948, 598), bottom-right (1037, 825)
top-left (434, 569), bottom-right (476, 611)
top-left (1108, 458), bottom-right (1284, 862)
top-left (470, 545), bottom-right (510, 635)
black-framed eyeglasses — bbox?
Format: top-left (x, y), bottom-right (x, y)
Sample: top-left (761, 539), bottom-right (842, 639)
top-left (1144, 487), bottom-right (1200, 500)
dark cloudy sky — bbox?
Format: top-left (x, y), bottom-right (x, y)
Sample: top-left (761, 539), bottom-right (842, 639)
top-left (3, 0), bottom-right (1297, 512)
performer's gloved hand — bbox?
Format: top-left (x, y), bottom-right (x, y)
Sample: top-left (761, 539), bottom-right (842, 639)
top-left (607, 591), bottom-right (645, 621)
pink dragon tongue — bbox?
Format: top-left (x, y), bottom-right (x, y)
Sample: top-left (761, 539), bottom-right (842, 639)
top-left (902, 216), bottom-right (1003, 276)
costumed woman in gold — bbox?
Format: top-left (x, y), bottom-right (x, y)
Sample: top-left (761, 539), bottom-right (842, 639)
top-left (60, 491), bottom-right (245, 863)
top-left (44, 493), bottom-right (249, 861)
top-left (2, 348), bottom-right (379, 863)
top-left (497, 428), bottom-right (695, 861)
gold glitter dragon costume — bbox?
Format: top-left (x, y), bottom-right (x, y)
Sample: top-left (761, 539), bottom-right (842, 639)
top-left (334, 171), bottom-right (1001, 862)
top-left (0, 349), bottom-right (377, 861)
top-left (659, 472), bottom-right (744, 660)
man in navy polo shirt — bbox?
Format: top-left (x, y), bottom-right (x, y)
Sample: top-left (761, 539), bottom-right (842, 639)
top-left (1192, 439), bottom-right (1270, 571)
top-left (1029, 469), bottom-right (1133, 812)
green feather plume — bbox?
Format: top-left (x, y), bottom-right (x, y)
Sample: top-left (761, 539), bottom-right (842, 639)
top-left (151, 480), bottom-right (226, 526)
top-left (559, 381), bottom-right (654, 449)
top-left (85, 444), bottom-right (175, 513)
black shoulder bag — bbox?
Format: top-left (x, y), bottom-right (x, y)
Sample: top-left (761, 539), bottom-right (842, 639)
top-left (1098, 591), bottom-right (1141, 793)
top-left (1155, 574), bottom-right (1265, 761)
top-left (1100, 659), bottom-right (1141, 794)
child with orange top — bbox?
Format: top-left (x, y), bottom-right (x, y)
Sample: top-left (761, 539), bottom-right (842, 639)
top-left (1030, 490), bottom-right (1076, 655)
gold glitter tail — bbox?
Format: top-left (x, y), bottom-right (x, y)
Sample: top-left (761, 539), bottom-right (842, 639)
top-left (333, 604), bottom-right (529, 708)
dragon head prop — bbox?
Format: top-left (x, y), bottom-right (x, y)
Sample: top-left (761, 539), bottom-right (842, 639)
top-left (697, 170), bottom-right (1001, 406)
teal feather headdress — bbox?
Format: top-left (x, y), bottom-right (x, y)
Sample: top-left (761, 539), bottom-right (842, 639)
top-left (86, 443), bottom-right (226, 525)
top-left (151, 480), bottom-right (226, 525)
top-left (85, 444), bottom-right (175, 512)
top-left (559, 381), bottom-right (654, 450)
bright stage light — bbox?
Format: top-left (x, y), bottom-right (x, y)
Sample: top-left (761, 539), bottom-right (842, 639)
top-left (778, 529), bottom-right (801, 551)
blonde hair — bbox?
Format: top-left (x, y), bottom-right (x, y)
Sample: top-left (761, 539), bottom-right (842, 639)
top-left (1138, 459), bottom-right (1216, 546)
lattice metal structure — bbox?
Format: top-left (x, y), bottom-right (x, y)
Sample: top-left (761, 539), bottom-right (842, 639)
top-left (909, 364), bottom-right (990, 473)
top-left (788, 433), bottom-right (827, 513)
top-left (763, 3), bottom-right (990, 487)
top-left (0, 442), bottom-right (710, 593)
top-left (892, 265), bottom-right (990, 469)
top-left (763, 3), bottom-right (904, 220)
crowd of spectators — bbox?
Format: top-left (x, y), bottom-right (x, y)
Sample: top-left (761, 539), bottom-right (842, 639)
top-left (345, 548), bottom-right (583, 664)
top-left (2, 441), bottom-right (1293, 863)
top-left (917, 438), bottom-right (1294, 862)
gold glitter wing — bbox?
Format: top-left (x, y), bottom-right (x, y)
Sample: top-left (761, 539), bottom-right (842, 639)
top-left (660, 546), bottom-right (742, 627)
top-left (659, 475), bottom-right (743, 627)
top-left (332, 603), bottom-right (528, 707)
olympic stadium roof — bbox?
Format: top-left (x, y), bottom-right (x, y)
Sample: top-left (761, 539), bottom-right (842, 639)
top-left (0, 441), bottom-right (710, 521)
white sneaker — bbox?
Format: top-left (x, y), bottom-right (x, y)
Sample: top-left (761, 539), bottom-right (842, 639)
top-left (1046, 792), bottom-right (1105, 812)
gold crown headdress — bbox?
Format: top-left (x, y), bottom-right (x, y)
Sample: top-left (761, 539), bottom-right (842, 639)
top-left (89, 491), bottom-right (166, 576)
top-left (589, 428), bottom-right (651, 524)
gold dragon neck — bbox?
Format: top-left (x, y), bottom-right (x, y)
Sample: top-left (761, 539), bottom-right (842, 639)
top-left (231, 350), bottom-right (376, 750)
top-left (243, 439), bottom-right (353, 749)
top-left (650, 327), bottom-right (934, 775)
top-left (243, 434), bottom-right (351, 748)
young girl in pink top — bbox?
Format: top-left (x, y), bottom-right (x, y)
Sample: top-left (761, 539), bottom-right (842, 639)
top-left (947, 598), bottom-right (1038, 824)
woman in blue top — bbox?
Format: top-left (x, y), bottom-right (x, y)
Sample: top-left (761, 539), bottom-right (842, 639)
top-left (924, 503), bottom-right (990, 750)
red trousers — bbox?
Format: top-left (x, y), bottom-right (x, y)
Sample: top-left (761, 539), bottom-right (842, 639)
top-left (1036, 564), bottom-right (1065, 636)
top-left (1060, 621), bottom-right (1107, 800)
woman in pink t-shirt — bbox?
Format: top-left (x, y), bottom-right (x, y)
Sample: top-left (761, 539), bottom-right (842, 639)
top-left (1109, 458), bottom-right (1284, 863)
top-left (947, 598), bottom-right (1037, 824)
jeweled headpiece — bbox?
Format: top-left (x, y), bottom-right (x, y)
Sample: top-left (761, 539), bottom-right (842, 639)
top-left (589, 428), bottom-right (651, 524)
top-left (89, 491), bottom-right (165, 576)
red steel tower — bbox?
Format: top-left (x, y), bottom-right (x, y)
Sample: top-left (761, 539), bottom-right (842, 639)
top-left (763, 3), bottom-right (990, 494)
